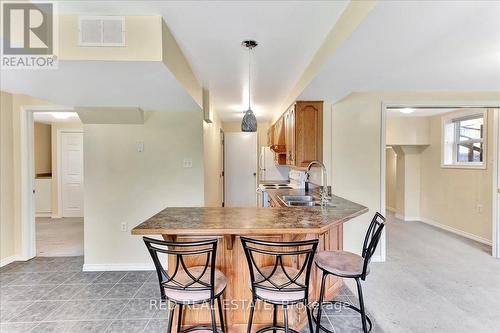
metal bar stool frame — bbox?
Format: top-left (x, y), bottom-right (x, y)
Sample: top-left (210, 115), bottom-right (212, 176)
top-left (144, 237), bottom-right (226, 333)
top-left (241, 236), bottom-right (319, 333)
top-left (312, 212), bottom-right (385, 333)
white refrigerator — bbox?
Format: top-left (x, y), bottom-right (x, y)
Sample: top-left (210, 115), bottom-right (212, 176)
top-left (259, 147), bottom-right (289, 181)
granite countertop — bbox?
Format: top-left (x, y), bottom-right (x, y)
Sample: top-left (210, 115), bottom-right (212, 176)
top-left (131, 194), bottom-right (367, 236)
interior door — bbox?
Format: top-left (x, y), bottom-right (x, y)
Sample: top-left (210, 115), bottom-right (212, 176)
top-left (61, 132), bottom-right (84, 217)
top-left (224, 132), bottom-right (257, 207)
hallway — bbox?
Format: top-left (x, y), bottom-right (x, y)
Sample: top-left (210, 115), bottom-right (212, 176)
top-left (36, 218), bottom-right (83, 257)
top-left (364, 214), bottom-right (500, 333)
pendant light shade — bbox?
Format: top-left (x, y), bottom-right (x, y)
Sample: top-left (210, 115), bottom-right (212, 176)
top-left (241, 109), bottom-right (257, 132)
top-left (241, 40), bottom-right (258, 132)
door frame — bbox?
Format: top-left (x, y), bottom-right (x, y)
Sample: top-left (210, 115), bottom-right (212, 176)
top-left (58, 129), bottom-right (84, 218)
top-left (20, 105), bottom-right (74, 260)
top-left (381, 101), bottom-right (500, 259)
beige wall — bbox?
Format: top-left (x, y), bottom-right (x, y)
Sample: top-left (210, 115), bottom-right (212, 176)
top-left (386, 117), bottom-right (430, 145)
top-left (83, 110), bottom-right (204, 267)
top-left (386, 147), bottom-right (397, 211)
top-left (1, 91), bottom-right (15, 262)
top-left (420, 109), bottom-right (494, 241)
top-left (1, 91), bottom-right (54, 262)
top-left (332, 92), bottom-right (500, 258)
top-left (51, 122), bottom-right (83, 217)
top-left (34, 123), bottom-right (52, 175)
top-left (203, 111), bottom-right (223, 207)
top-left (59, 16), bottom-right (163, 61)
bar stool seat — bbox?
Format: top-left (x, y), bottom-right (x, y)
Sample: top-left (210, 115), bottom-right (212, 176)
top-left (253, 266), bottom-right (305, 302)
top-left (164, 266), bottom-right (227, 303)
top-left (313, 213), bottom-right (386, 333)
top-left (314, 250), bottom-right (369, 278)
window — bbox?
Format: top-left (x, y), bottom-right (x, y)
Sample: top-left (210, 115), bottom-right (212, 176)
top-left (442, 110), bottom-right (487, 168)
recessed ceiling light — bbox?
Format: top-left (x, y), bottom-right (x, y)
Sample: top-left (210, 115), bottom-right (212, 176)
top-left (399, 108), bottom-right (415, 114)
top-left (51, 112), bottom-right (77, 119)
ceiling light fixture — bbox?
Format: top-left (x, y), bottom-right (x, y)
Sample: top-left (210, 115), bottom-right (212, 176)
top-left (241, 40), bottom-right (258, 132)
top-left (399, 108), bottom-right (416, 114)
top-left (51, 112), bottom-right (77, 119)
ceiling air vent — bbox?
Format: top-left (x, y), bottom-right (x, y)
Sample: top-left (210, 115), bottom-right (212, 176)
top-left (79, 16), bottom-right (125, 47)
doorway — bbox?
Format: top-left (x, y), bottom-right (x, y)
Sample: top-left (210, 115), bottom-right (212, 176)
top-left (224, 132), bottom-right (257, 207)
top-left (382, 104), bottom-right (499, 258)
top-left (31, 110), bottom-right (84, 257)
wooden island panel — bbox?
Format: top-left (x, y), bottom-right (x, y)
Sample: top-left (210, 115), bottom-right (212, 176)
top-left (132, 195), bottom-right (367, 333)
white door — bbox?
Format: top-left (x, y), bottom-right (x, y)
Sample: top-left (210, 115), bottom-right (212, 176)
top-left (61, 132), bottom-right (84, 217)
top-left (225, 132), bottom-right (257, 207)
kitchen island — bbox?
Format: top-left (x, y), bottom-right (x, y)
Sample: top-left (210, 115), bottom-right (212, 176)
top-left (131, 194), bottom-right (367, 333)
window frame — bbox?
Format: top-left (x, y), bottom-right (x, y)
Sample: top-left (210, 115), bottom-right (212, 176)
top-left (441, 109), bottom-right (487, 169)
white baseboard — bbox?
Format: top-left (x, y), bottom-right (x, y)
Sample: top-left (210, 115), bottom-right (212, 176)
top-left (0, 255), bottom-right (29, 267)
top-left (419, 217), bottom-right (492, 246)
top-left (83, 263), bottom-right (154, 272)
top-left (395, 213), bottom-right (420, 222)
top-left (35, 212), bottom-right (52, 218)
top-left (371, 254), bottom-right (384, 262)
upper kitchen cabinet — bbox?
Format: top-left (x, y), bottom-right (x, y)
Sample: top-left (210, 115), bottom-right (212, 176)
top-left (268, 100), bottom-right (323, 168)
top-left (270, 115), bottom-right (286, 165)
top-left (293, 101), bottom-right (323, 167)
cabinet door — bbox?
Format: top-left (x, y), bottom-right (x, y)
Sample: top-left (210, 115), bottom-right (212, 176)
top-left (284, 109), bottom-right (291, 165)
top-left (268, 124), bottom-right (275, 146)
top-left (294, 101), bottom-right (323, 167)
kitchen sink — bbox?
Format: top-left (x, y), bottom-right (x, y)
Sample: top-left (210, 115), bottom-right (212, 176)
top-left (286, 201), bottom-right (316, 207)
top-left (281, 195), bottom-right (314, 202)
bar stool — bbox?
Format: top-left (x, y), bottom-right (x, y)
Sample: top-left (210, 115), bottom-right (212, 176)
top-left (241, 236), bottom-right (319, 333)
top-left (143, 237), bottom-right (227, 333)
top-left (313, 212), bottom-right (385, 333)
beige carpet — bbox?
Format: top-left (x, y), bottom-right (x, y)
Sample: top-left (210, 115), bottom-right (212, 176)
top-left (36, 217), bottom-right (84, 257)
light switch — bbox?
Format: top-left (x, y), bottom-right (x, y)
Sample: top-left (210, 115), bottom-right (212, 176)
top-left (183, 159), bottom-right (193, 168)
top-left (137, 141), bottom-right (144, 152)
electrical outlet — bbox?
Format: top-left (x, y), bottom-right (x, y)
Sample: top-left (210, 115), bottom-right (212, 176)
top-left (120, 222), bottom-right (127, 232)
top-left (137, 141), bottom-right (144, 152)
top-left (477, 204), bottom-right (483, 214)
top-left (183, 159), bottom-right (193, 168)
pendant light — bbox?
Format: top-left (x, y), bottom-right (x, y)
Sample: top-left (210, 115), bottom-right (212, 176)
top-left (241, 40), bottom-right (258, 132)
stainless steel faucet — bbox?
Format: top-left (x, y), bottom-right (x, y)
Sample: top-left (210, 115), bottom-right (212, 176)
top-left (305, 160), bottom-right (331, 206)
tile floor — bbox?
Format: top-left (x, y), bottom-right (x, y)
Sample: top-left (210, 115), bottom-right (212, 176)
top-left (0, 257), bottom-right (382, 333)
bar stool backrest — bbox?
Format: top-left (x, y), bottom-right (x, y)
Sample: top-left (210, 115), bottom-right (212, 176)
top-left (361, 212), bottom-right (386, 280)
top-left (240, 236), bottom-right (318, 300)
top-left (143, 237), bottom-right (218, 299)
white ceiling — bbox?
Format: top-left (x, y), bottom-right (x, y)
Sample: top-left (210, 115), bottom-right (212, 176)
top-left (299, 1), bottom-right (500, 102)
top-left (1, 61), bottom-right (199, 111)
top-left (54, 1), bottom-right (349, 122)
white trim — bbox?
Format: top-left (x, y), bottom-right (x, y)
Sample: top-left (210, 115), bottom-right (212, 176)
top-left (379, 102), bottom-right (387, 262)
top-left (419, 217), bottom-right (492, 246)
top-left (395, 214), bottom-right (421, 221)
top-left (20, 106), bottom-right (75, 261)
top-left (35, 212), bottom-right (52, 218)
top-left (0, 255), bottom-right (30, 268)
top-left (370, 255), bottom-right (383, 262)
top-left (493, 108), bottom-right (500, 258)
top-left (441, 109), bottom-right (488, 169)
top-left (83, 263), bottom-right (154, 272)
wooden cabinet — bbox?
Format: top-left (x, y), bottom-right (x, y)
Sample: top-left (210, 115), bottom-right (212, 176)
top-left (267, 124), bottom-right (275, 146)
top-left (268, 100), bottom-right (323, 168)
top-left (270, 115), bottom-right (286, 165)
top-left (284, 106), bottom-right (295, 165)
top-left (294, 101), bottom-right (323, 167)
